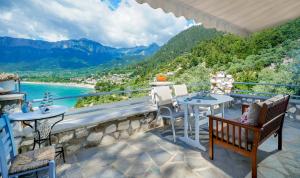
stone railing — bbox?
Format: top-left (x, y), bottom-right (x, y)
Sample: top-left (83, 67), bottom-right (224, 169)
top-left (17, 97), bottom-right (160, 155)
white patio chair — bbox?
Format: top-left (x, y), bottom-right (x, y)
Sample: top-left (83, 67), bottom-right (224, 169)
top-left (153, 86), bottom-right (184, 142)
top-left (173, 84), bottom-right (188, 97)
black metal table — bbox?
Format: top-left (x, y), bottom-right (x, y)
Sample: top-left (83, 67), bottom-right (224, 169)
top-left (9, 105), bottom-right (68, 162)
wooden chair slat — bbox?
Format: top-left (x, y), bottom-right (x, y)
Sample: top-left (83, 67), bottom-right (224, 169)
top-left (238, 126), bottom-right (241, 148)
top-left (221, 122), bottom-right (224, 141)
top-left (226, 123), bottom-right (229, 143)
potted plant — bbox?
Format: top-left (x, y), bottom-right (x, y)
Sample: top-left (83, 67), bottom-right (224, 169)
top-left (0, 73), bottom-right (19, 94)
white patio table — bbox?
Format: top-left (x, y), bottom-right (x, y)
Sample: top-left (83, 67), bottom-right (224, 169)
top-left (177, 94), bottom-right (233, 151)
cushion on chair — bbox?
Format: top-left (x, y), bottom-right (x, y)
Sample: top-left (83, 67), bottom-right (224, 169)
top-left (246, 95), bottom-right (286, 125)
top-left (247, 101), bottom-right (262, 125)
top-left (9, 146), bottom-right (55, 175)
top-left (213, 119), bottom-right (253, 149)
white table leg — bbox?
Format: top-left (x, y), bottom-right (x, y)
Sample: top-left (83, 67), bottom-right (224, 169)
top-left (179, 105), bottom-right (206, 151)
top-left (183, 103), bottom-right (189, 138)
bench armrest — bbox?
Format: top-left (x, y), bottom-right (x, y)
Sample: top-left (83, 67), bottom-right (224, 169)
top-left (208, 115), bottom-right (260, 131)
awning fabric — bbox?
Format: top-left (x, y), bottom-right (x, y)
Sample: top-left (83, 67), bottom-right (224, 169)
top-left (136, 0), bottom-right (300, 36)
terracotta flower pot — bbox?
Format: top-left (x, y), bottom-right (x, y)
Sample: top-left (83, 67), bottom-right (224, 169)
top-left (156, 74), bottom-right (167, 82)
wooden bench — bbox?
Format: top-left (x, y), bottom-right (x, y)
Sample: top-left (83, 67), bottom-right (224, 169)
top-left (209, 95), bottom-right (290, 178)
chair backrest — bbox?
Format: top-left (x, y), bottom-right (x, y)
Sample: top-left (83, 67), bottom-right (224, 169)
top-left (258, 95), bottom-right (290, 141)
top-left (152, 86), bottom-right (173, 106)
top-left (0, 114), bottom-right (17, 177)
top-left (173, 84), bottom-right (188, 97)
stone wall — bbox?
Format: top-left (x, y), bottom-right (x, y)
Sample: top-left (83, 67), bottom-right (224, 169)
top-left (210, 71), bottom-right (234, 94)
top-left (231, 95), bottom-right (300, 122)
top-left (18, 111), bottom-right (159, 155)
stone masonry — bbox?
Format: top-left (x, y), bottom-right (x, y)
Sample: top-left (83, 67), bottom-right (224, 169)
top-left (18, 111), bottom-right (159, 155)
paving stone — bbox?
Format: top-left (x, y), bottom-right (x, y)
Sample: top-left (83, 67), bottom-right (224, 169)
top-left (147, 148), bottom-right (173, 166)
top-left (195, 167), bottom-right (230, 178)
top-left (105, 124), bottom-right (116, 134)
top-left (96, 166), bottom-right (125, 178)
top-left (185, 157), bottom-right (208, 169)
top-left (161, 163), bottom-right (202, 178)
top-left (126, 161), bottom-right (151, 177)
top-left (112, 157), bottom-right (135, 174)
top-left (171, 152), bottom-right (184, 162)
top-left (288, 107), bottom-right (297, 113)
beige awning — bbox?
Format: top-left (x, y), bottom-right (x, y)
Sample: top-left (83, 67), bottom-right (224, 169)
top-left (136, 0), bottom-right (300, 36)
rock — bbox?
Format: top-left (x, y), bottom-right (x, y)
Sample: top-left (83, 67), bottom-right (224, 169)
top-left (119, 131), bottom-right (130, 139)
top-left (118, 120), bottom-right (130, 130)
top-left (296, 105), bottom-right (300, 109)
top-left (21, 139), bottom-right (33, 147)
top-left (131, 120), bottom-right (140, 130)
top-left (87, 131), bottom-right (103, 143)
top-left (75, 128), bottom-right (89, 138)
top-left (66, 145), bottom-right (81, 155)
top-left (296, 115), bottom-right (300, 120)
top-left (114, 132), bottom-right (120, 139)
top-left (59, 131), bottom-right (74, 143)
top-left (287, 107), bottom-right (296, 114)
top-left (101, 135), bottom-right (116, 145)
top-left (105, 124), bottom-right (116, 134)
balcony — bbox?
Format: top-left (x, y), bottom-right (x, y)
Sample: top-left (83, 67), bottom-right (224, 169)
top-left (3, 82), bottom-right (300, 178)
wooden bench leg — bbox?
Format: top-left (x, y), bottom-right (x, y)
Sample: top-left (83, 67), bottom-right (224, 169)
top-left (251, 153), bottom-right (257, 178)
top-left (209, 135), bottom-right (214, 160)
top-left (278, 128), bottom-right (282, 150)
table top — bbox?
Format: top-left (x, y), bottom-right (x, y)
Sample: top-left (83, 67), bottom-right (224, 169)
top-left (9, 105), bottom-right (68, 121)
top-left (177, 94), bottom-right (233, 106)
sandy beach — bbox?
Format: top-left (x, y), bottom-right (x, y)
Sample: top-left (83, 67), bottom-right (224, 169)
top-left (22, 81), bottom-right (95, 89)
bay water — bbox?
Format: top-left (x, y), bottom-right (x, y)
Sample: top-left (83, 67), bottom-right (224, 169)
top-left (20, 83), bottom-right (93, 107)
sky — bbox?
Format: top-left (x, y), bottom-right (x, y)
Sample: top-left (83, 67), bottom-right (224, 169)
top-left (0, 0), bottom-right (195, 48)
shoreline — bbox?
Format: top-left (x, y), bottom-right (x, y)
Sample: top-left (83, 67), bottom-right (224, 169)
top-left (21, 81), bottom-right (95, 89)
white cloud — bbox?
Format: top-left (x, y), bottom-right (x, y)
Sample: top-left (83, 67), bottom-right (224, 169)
top-left (0, 0), bottom-right (194, 47)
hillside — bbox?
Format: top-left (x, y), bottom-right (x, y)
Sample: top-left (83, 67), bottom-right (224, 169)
top-left (148, 25), bottom-right (221, 63)
top-left (124, 25), bottom-right (222, 83)
top-left (76, 18), bottom-right (300, 107)
top-left (0, 37), bottom-right (160, 71)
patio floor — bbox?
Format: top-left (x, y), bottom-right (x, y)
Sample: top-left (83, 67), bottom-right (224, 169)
top-left (57, 107), bottom-right (300, 178)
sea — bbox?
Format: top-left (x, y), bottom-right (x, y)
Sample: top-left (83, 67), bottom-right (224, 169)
top-left (20, 83), bottom-right (93, 107)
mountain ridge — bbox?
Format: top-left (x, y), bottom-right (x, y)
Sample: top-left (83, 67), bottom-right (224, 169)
top-left (0, 36), bottom-right (160, 71)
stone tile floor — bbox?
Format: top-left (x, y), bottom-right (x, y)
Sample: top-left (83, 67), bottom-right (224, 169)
top-left (57, 108), bottom-right (300, 178)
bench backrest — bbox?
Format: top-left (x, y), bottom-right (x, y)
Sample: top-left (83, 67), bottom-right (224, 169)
top-left (258, 95), bottom-right (290, 142)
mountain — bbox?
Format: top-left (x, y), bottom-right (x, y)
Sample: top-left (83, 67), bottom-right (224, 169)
top-left (147, 25), bottom-right (222, 64)
top-left (127, 25), bottom-right (222, 78)
top-left (0, 37), bottom-right (160, 71)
